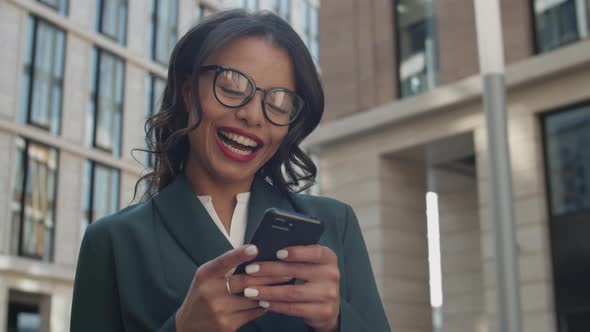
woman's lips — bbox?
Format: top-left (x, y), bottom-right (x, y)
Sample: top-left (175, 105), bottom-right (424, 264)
top-left (215, 129), bottom-right (260, 163)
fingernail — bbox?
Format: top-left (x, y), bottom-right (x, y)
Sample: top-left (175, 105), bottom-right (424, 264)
top-left (245, 245), bottom-right (258, 256)
top-left (245, 264), bottom-right (260, 274)
top-left (244, 288), bottom-right (259, 298)
top-left (276, 249), bottom-right (288, 260)
top-left (259, 300), bottom-right (270, 308)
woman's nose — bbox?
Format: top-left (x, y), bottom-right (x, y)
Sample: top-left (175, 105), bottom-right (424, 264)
top-left (236, 90), bottom-right (265, 127)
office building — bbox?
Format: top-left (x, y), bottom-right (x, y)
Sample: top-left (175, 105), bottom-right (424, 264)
top-left (308, 1), bottom-right (590, 331)
top-left (0, 0), bottom-right (319, 330)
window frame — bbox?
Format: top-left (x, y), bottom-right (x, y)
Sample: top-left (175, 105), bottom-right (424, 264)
top-left (541, 99), bottom-right (590, 219)
top-left (530, 0), bottom-right (590, 54)
top-left (145, 74), bottom-right (166, 167)
top-left (37, 0), bottom-right (68, 15)
top-left (83, 161), bottom-right (121, 226)
top-left (393, 0), bottom-right (440, 99)
top-left (150, 0), bottom-right (179, 65)
top-left (96, 0), bottom-right (128, 45)
top-left (13, 138), bottom-right (60, 261)
top-left (22, 16), bottom-right (66, 135)
top-left (90, 48), bottom-right (125, 156)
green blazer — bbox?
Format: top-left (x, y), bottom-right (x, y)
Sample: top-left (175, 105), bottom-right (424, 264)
top-left (70, 174), bottom-right (390, 332)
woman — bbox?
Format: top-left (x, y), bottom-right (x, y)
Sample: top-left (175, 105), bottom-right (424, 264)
top-left (70, 9), bottom-right (390, 332)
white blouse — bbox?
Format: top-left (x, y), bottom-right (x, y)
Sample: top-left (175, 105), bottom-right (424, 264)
top-left (197, 193), bottom-right (250, 248)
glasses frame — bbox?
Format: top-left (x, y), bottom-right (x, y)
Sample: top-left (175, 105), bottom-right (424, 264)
top-left (200, 65), bottom-right (303, 126)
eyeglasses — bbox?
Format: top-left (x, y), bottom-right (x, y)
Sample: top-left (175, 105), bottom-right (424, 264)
top-left (200, 65), bottom-right (304, 126)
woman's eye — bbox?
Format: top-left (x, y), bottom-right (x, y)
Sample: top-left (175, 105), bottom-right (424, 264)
top-left (219, 86), bottom-right (246, 97)
top-left (267, 103), bottom-right (289, 115)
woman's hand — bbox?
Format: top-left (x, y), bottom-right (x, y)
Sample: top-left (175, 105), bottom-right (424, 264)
top-left (175, 245), bottom-right (292, 332)
top-left (240, 245), bottom-right (340, 332)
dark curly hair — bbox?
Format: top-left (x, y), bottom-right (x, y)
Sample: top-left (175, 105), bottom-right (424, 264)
top-left (133, 9), bottom-right (324, 201)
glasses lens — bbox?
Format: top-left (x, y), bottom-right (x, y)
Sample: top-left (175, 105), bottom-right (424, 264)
top-left (214, 69), bottom-right (253, 106)
top-left (265, 90), bottom-right (303, 125)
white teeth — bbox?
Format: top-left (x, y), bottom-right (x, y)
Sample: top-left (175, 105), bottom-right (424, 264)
top-left (221, 140), bottom-right (253, 156)
top-left (219, 130), bottom-right (259, 148)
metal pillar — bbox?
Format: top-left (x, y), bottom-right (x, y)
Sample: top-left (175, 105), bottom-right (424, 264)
top-left (473, 1), bottom-right (523, 332)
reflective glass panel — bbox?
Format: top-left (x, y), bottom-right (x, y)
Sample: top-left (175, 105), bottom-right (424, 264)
top-left (20, 17), bottom-right (65, 135)
top-left (544, 104), bottom-right (590, 216)
top-left (396, 0), bottom-right (439, 97)
top-left (11, 138), bottom-right (58, 261)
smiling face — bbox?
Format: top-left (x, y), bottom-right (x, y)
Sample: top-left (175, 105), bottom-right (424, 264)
top-left (183, 36), bottom-right (294, 192)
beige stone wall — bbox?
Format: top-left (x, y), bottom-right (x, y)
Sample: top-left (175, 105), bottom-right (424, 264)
top-left (316, 52), bottom-right (590, 332)
top-left (433, 168), bottom-right (485, 332)
top-left (0, 271), bottom-right (73, 332)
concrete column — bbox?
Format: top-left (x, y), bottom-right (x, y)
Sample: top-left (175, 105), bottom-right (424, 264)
top-left (40, 294), bottom-right (51, 332)
top-left (68, 0), bottom-right (96, 31)
top-left (475, 120), bottom-right (557, 332)
top-left (379, 158), bottom-right (432, 332)
top-left (128, 0), bottom-right (151, 57)
top-left (121, 64), bottom-right (149, 166)
top-left (178, 0), bottom-right (197, 37)
top-left (53, 152), bottom-right (84, 266)
top-left (0, 131), bottom-right (16, 255)
top-left (120, 171), bottom-right (142, 209)
top-left (0, 1), bottom-right (25, 119)
top-left (430, 167), bottom-right (485, 332)
top-left (61, 35), bottom-right (91, 145)
top-left (0, 280), bottom-right (8, 332)
top-left (49, 287), bottom-right (71, 332)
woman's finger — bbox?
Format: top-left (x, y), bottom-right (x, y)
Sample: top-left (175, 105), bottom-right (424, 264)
top-left (242, 282), bottom-right (339, 303)
top-left (213, 295), bottom-right (263, 313)
top-left (244, 261), bottom-right (340, 282)
top-left (225, 275), bottom-right (294, 295)
top-left (276, 245), bottom-right (338, 264)
top-left (200, 245), bottom-right (259, 278)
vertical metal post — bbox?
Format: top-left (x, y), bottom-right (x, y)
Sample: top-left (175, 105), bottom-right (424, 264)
top-left (473, 1), bottom-right (523, 332)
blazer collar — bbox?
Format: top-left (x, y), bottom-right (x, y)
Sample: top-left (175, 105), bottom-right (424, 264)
top-left (153, 173), bottom-right (293, 266)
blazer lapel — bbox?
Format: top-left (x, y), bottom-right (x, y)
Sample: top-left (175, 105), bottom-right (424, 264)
top-left (153, 174), bottom-right (233, 266)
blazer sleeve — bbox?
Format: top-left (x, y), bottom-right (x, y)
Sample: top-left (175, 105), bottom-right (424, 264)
top-left (70, 223), bottom-right (125, 332)
top-left (70, 223), bottom-right (179, 332)
top-left (339, 205), bottom-right (391, 332)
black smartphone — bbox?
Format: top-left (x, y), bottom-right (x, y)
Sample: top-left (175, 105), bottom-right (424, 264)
top-left (234, 208), bottom-right (324, 275)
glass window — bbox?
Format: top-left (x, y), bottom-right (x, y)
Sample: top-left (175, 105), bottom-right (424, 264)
top-left (11, 137), bottom-right (58, 262)
top-left (82, 161), bottom-right (120, 231)
top-left (543, 103), bottom-right (590, 216)
top-left (150, 0), bottom-right (178, 65)
top-left (7, 296), bottom-right (41, 332)
top-left (38, 0), bottom-right (68, 15)
top-left (273, 0), bottom-right (290, 21)
top-left (88, 49), bottom-right (124, 156)
top-left (146, 75), bottom-right (166, 167)
top-left (20, 16), bottom-right (66, 135)
top-left (533, 0), bottom-right (590, 53)
top-left (195, 4), bottom-right (214, 25)
top-left (396, 0), bottom-right (439, 98)
top-left (96, 0), bottom-right (128, 45)
top-left (304, 2), bottom-right (319, 64)
top-left (242, 0), bottom-right (258, 11)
